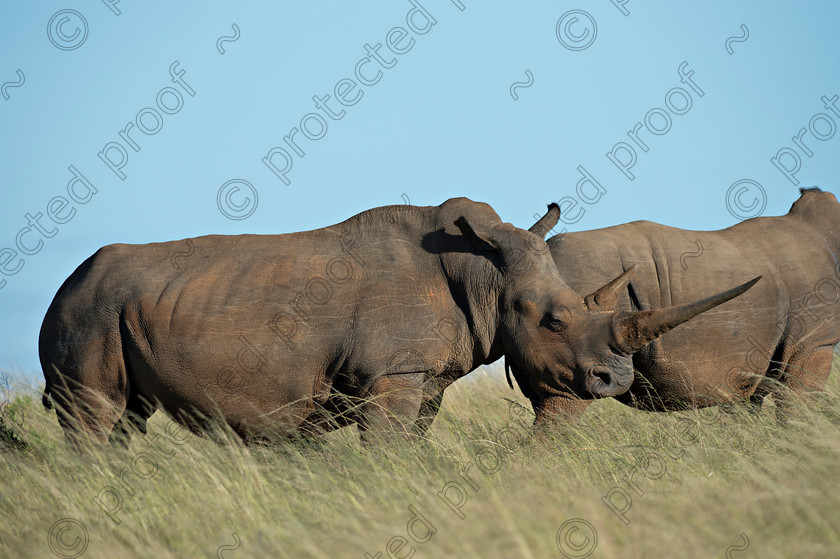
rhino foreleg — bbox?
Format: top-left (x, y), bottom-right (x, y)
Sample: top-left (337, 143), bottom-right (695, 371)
top-left (742, 378), bottom-right (773, 414)
top-left (772, 345), bottom-right (834, 424)
top-left (534, 395), bottom-right (591, 428)
top-left (413, 390), bottom-right (445, 436)
top-left (529, 395), bottom-right (593, 448)
top-left (296, 395), bottom-right (360, 440)
top-left (358, 374), bottom-right (427, 444)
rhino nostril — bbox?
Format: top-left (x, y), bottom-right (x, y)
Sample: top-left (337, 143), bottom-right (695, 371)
top-left (585, 366), bottom-right (633, 398)
top-left (592, 369), bottom-right (612, 385)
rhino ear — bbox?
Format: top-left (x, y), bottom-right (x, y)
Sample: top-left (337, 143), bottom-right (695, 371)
top-left (528, 203), bottom-right (561, 238)
top-left (455, 216), bottom-right (499, 252)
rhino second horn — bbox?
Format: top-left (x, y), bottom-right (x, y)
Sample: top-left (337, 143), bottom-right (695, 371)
top-left (528, 203), bottom-right (561, 238)
top-left (612, 276), bottom-right (762, 354)
top-left (585, 264), bottom-right (639, 310)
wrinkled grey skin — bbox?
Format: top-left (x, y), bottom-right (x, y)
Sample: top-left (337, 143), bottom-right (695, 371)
top-left (531, 187), bottom-right (839, 422)
top-left (39, 197), bottom-right (755, 448)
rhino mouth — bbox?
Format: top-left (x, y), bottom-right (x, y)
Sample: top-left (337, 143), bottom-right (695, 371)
top-left (584, 366), bottom-right (633, 398)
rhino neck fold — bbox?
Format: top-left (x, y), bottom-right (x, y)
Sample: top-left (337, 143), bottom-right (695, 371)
top-left (437, 251), bottom-right (505, 373)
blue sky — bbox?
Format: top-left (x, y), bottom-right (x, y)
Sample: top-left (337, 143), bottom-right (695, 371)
top-left (2, 1), bottom-right (839, 377)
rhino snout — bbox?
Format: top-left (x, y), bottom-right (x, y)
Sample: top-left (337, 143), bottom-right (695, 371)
top-left (584, 366), bottom-right (633, 398)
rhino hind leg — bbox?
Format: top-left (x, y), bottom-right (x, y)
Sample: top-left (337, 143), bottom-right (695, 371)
top-left (46, 368), bottom-right (126, 452)
top-left (109, 393), bottom-right (156, 448)
top-left (41, 327), bottom-right (133, 451)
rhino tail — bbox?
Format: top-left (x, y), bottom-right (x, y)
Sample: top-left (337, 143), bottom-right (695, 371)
top-left (42, 389), bottom-right (53, 410)
top-left (42, 378), bottom-right (53, 410)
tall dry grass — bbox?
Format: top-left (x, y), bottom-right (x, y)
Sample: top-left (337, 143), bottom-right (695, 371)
top-left (2, 358), bottom-right (840, 558)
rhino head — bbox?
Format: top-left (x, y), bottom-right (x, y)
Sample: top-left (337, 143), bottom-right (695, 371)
top-left (455, 204), bottom-right (759, 424)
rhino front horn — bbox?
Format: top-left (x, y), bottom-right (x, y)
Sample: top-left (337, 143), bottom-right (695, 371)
top-left (611, 276), bottom-right (762, 354)
top-left (528, 203), bottom-right (561, 238)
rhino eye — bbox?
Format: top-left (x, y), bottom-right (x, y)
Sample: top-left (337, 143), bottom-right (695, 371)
top-left (544, 315), bottom-right (567, 333)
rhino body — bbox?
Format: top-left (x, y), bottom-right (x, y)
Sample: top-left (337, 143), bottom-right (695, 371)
top-left (542, 188), bottom-right (839, 418)
top-left (40, 197), bottom-right (754, 447)
top-left (41, 198), bottom-right (504, 444)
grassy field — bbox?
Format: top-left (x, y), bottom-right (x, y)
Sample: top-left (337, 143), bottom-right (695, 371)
top-left (2, 358), bottom-right (840, 559)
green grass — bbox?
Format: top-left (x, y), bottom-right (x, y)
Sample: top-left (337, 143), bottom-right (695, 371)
top-left (2, 360), bottom-right (840, 559)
